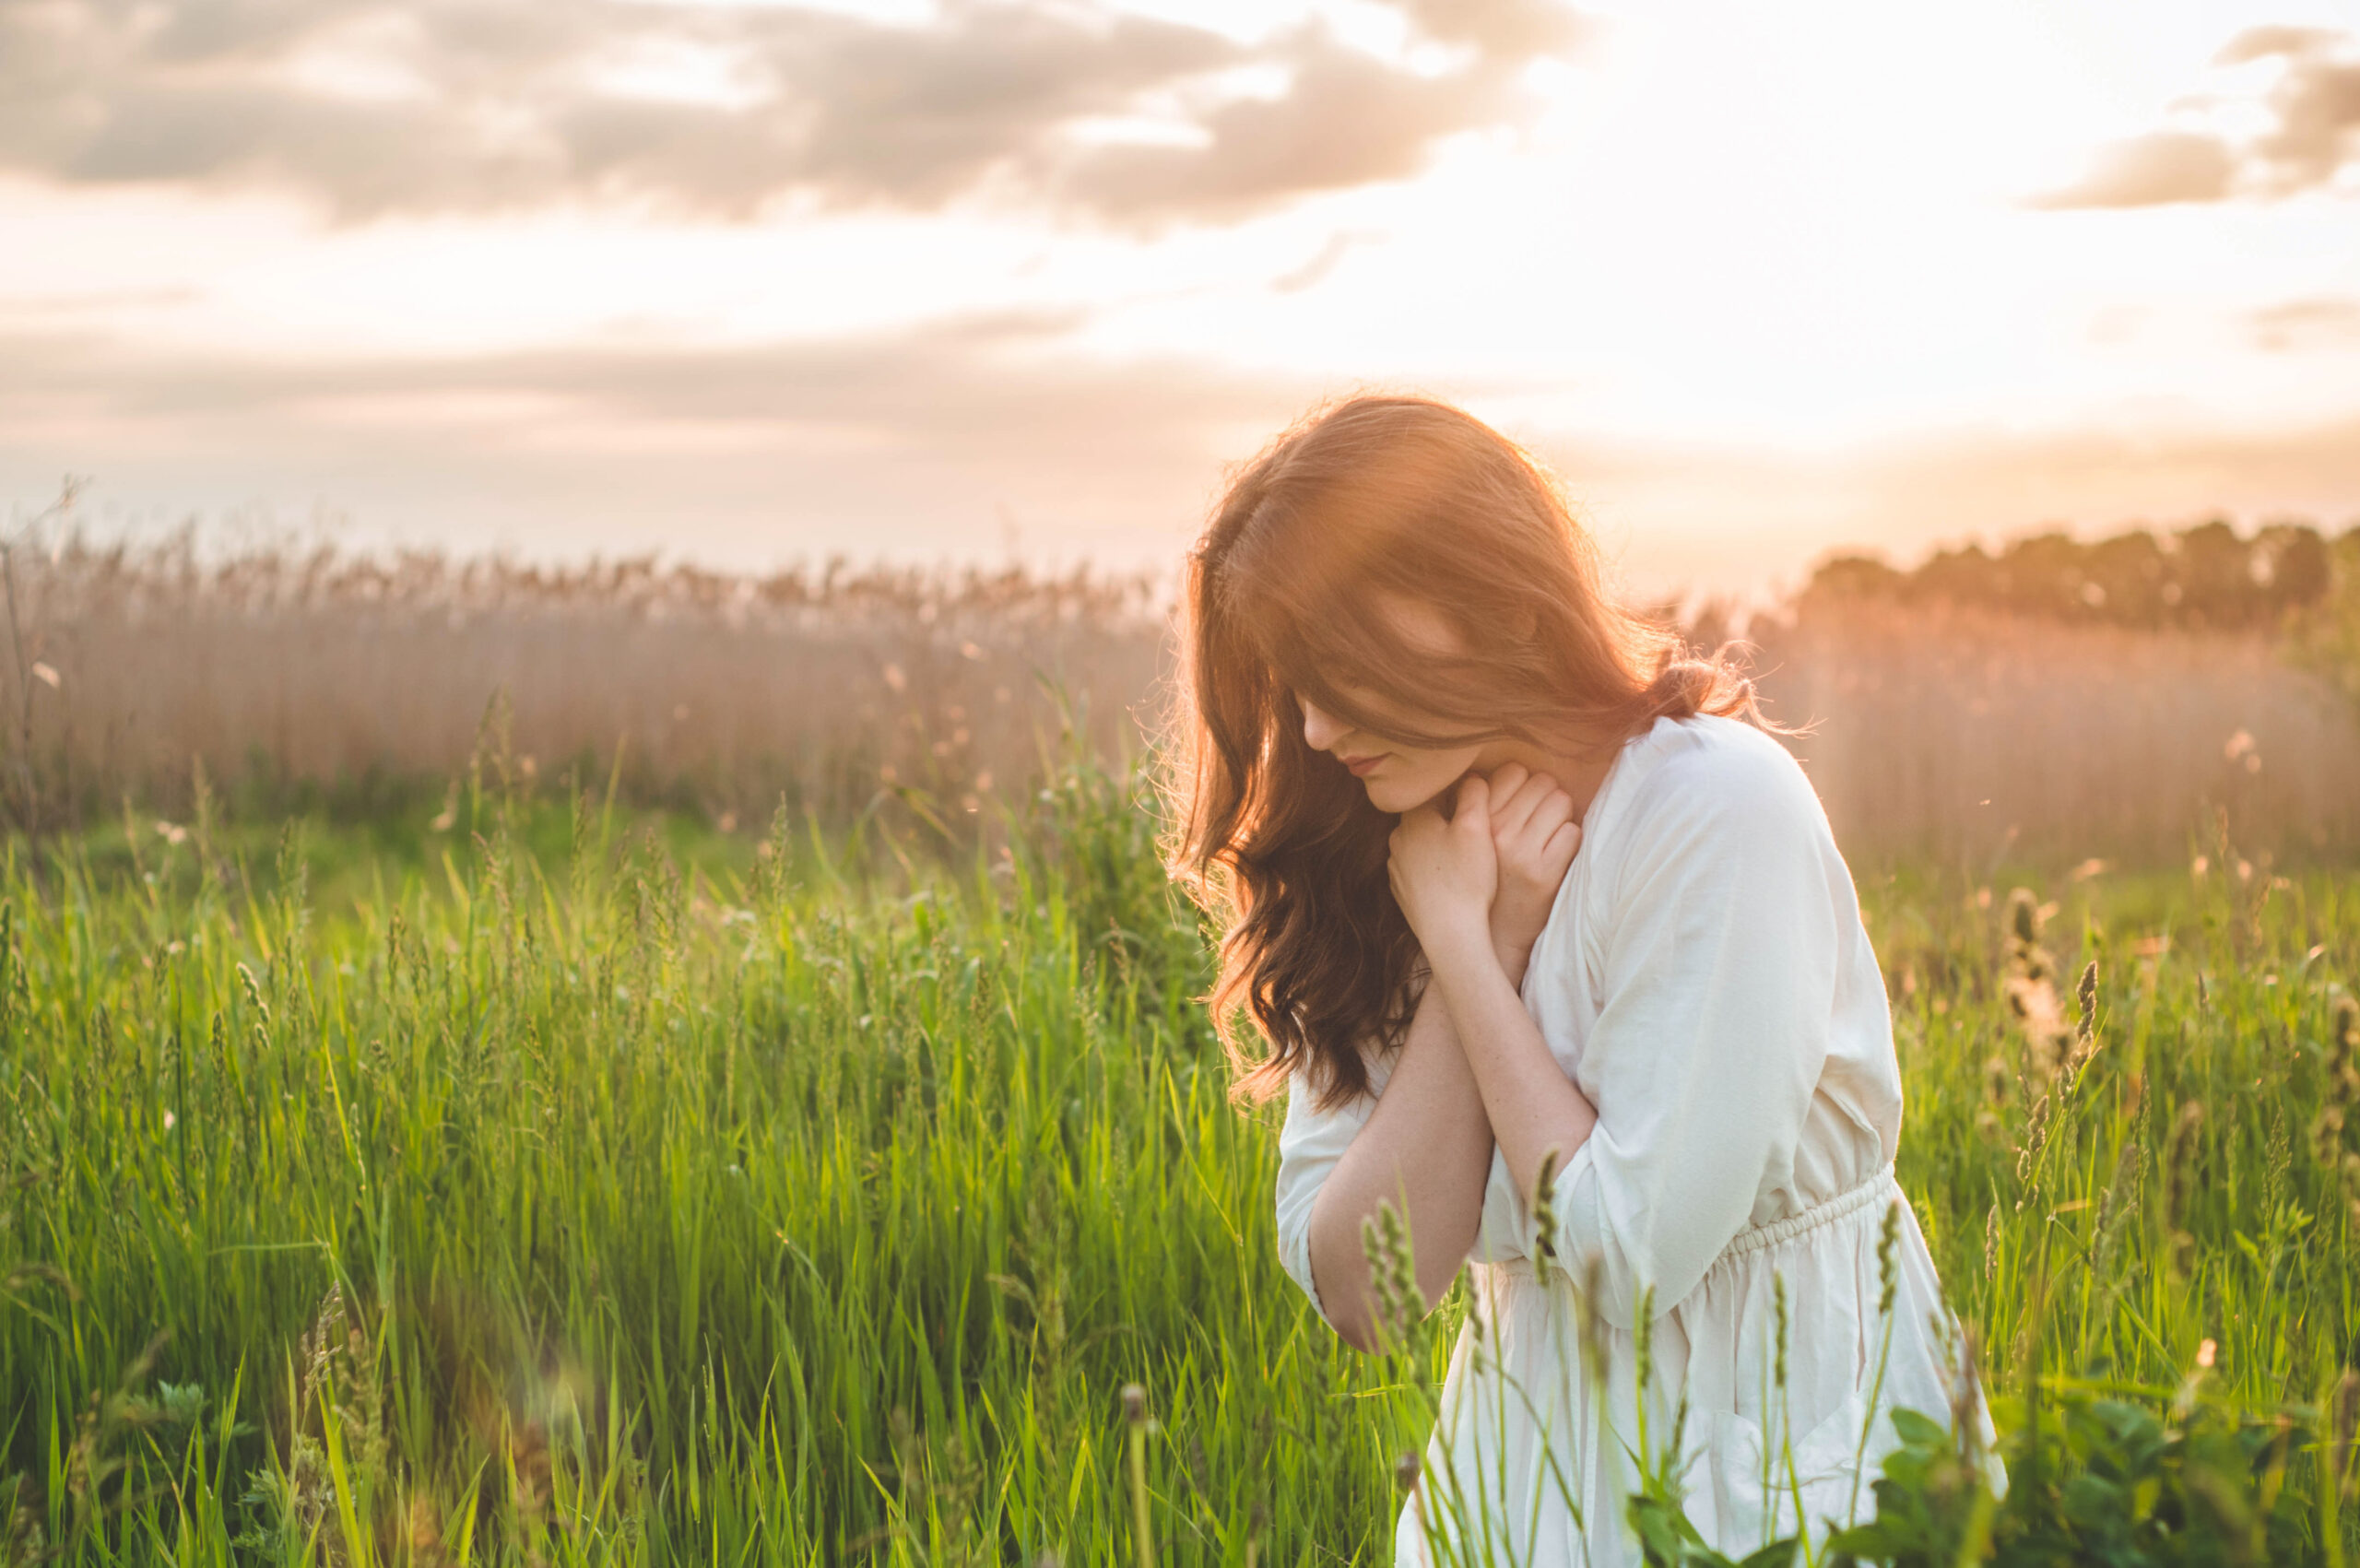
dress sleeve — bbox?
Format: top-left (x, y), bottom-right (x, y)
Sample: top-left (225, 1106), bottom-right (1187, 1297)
top-left (1540, 732), bottom-right (1845, 1328)
top-left (1273, 1063), bottom-right (1381, 1327)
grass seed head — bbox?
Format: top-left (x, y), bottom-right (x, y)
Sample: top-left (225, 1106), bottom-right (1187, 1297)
top-left (2007, 887), bottom-right (2040, 949)
top-left (1999, 893), bottom-right (2072, 1077)
top-left (1530, 1148), bottom-right (1562, 1268)
top-left (1359, 1203), bottom-right (1423, 1349)
top-left (1877, 1200), bottom-right (1902, 1317)
top-left (2331, 994), bottom-right (2360, 1098)
top-left (2311, 1106), bottom-right (2347, 1168)
top-left (235, 961), bottom-right (269, 1022)
top-left (1634, 1284), bottom-right (1657, 1394)
top-left (1570, 1253), bottom-right (1609, 1378)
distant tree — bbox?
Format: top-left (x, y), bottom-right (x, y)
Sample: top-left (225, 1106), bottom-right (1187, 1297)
top-left (1799, 518), bottom-right (2334, 634)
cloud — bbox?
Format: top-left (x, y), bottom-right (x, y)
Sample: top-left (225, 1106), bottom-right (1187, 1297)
top-left (2030, 25), bottom-right (2360, 208)
top-left (2226, 25), bottom-right (2360, 188)
top-left (2248, 296), bottom-right (2360, 351)
top-left (1057, 28), bottom-right (1540, 225)
top-left (13, 313), bottom-right (2359, 595)
top-left (0, 312), bottom-right (1330, 565)
top-left (0, 0), bottom-right (1595, 226)
top-left (2024, 130), bottom-right (2236, 208)
top-left (1388, 0), bottom-right (1593, 61)
top-left (0, 310), bottom-right (1132, 437)
top-left (1268, 228), bottom-right (1383, 292)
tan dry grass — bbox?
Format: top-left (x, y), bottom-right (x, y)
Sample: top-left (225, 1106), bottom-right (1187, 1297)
top-left (6, 530), bottom-right (2355, 862)
top-left (1747, 597), bottom-right (2360, 863)
top-left (6, 534), bottom-right (1167, 829)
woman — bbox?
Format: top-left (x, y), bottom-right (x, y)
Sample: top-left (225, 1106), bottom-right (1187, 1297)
top-left (1163, 395), bottom-right (1998, 1564)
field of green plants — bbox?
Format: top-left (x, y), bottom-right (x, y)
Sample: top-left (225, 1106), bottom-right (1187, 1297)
top-left (3, 741), bottom-right (2357, 1565)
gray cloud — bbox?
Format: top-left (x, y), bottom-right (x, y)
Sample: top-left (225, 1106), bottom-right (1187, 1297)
top-left (1057, 29), bottom-right (1534, 224)
top-left (0, 0), bottom-right (1595, 225)
top-left (2031, 25), bottom-right (2360, 208)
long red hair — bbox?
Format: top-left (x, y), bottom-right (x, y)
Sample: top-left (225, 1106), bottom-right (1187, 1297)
top-left (1162, 395), bottom-right (1766, 1109)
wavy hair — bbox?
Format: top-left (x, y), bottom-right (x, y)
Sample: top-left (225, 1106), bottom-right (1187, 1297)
top-left (1162, 395), bottom-right (1768, 1109)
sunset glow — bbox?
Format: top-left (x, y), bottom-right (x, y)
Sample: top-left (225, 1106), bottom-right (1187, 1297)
top-left (3, 0), bottom-right (2356, 593)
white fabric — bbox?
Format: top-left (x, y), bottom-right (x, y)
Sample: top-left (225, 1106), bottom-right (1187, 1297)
top-left (1272, 713), bottom-right (2002, 1565)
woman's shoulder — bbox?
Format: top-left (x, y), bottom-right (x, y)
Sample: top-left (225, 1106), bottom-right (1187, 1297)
top-left (1611, 713), bottom-right (1817, 822)
top-left (1589, 714), bottom-right (1831, 875)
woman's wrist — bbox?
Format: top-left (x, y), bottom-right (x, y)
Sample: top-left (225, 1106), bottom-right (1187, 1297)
top-left (1416, 930), bottom-right (1528, 1039)
top-left (1424, 918), bottom-right (1513, 1001)
top-left (1490, 925), bottom-right (1535, 987)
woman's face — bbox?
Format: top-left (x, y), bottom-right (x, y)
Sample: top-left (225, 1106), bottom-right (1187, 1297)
top-left (1292, 594), bottom-right (1488, 815)
top-left (1298, 691), bottom-right (1482, 814)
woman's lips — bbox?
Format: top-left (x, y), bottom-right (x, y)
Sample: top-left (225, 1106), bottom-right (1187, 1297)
top-left (1342, 752), bottom-right (1385, 778)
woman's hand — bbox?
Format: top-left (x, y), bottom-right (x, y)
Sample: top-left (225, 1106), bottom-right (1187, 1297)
top-left (1481, 763), bottom-right (1582, 984)
top-left (1398, 767), bottom-right (1602, 1219)
top-left (1386, 775), bottom-right (1499, 961)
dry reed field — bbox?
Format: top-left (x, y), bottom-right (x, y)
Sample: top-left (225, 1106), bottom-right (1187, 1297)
top-left (5, 519), bottom-right (2358, 865)
top-left (1750, 597), bottom-right (2360, 863)
top-left (2, 529), bottom-right (1164, 833)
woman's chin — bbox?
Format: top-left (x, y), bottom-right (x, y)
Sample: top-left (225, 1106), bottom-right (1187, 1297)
top-left (1365, 775), bottom-right (1447, 816)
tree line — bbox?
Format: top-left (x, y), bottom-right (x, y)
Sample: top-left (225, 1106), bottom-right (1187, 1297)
top-left (1804, 518), bottom-right (2360, 634)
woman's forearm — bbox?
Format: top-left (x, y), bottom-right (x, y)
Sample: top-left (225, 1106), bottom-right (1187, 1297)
top-left (1305, 975), bottom-right (1494, 1351)
top-left (1422, 923), bottom-right (1599, 1212)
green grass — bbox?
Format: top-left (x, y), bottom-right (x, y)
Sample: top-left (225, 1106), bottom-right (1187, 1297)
top-left (1, 754), bottom-right (2355, 1565)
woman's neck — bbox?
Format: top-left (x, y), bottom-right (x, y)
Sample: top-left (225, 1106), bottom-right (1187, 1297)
top-left (1474, 734), bottom-right (1622, 822)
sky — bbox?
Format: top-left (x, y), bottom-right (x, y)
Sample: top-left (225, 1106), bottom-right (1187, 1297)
top-left (3, 0), bottom-right (2357, 597)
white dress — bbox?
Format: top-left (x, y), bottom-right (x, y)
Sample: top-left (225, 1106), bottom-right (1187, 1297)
top-left (1274, 713), bottom-right (2000, 1566)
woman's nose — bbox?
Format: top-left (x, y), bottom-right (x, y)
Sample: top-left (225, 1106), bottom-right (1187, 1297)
top-left (1301, 699), bottom-right (1346, 752)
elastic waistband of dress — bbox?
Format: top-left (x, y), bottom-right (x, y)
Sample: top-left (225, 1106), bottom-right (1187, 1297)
top-left (1717, 1162), bottom-right (1901, 1261)
top-left (1490, 1162), bottom-right (1902, 1283)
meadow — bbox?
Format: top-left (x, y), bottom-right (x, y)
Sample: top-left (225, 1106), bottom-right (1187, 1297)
top-left (2, 725), bottom-right (2357, 1565)
top-left (4, 511), bottom-right (2359, 1562)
